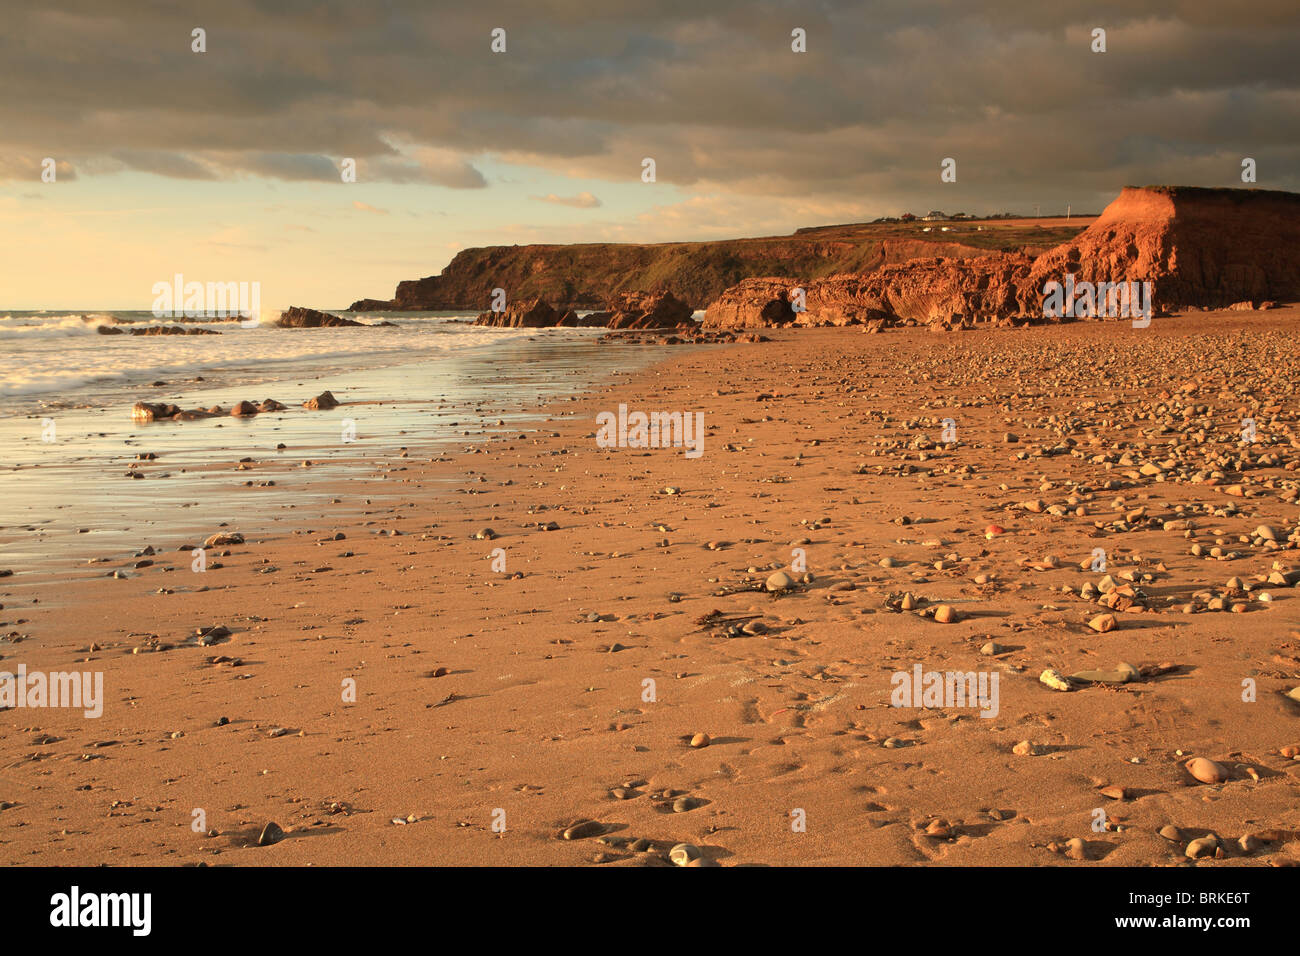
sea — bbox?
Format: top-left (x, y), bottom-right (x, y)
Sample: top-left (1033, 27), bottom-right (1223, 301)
top-left (0, 309), bottom-right (677, 577)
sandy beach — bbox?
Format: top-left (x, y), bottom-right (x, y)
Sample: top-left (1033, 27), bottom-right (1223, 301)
top-left (4, 310), bottom-right (1298, 867)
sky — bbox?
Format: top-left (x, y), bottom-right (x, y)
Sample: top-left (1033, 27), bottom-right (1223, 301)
top-left (1, 0), bottom-right (1297, 310)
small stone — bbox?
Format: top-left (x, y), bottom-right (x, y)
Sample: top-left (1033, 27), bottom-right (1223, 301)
top-left (1099, 785), bottom-right (1127, 800)
top-left (1039, 669), bottom-right (1073, 692)
top-left (1185, 756), bottom-right (1229, 784)
top-left (1158, 825), bottom-right (1181, 841)
top-left (689, 732), bottom-right (710, 749)
top-left (1239, 833), bottom-right (1260, 853)
top-left (256, 822), bottom-right (284, 846)
top-left (562, 820), bottom-right (605, 840)
top-left (1065, 837), bottom-right (1089, 860)
top-left (1087, 613), bottom-right (1116, 633)
top-left (1185, 835), bottom-right (1218, 859)
top-left (475, 527), bottom-right (496, 540)
top-left (1013, 740), bottom-right (1044, 756)
top-left (924, 819), bottom-right (952, 838)
top-left (933, 604), bottom-right (958, 624)
top-left (669, 843), bottom-right (702, 866)
top-left (765, 571), bottom-right (794, 592)
top-left (979, 641), bottom-right (1005, 656)
top-left (672, 796), bottom-right (701, 813)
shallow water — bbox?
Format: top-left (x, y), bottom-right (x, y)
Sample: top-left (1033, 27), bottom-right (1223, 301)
top-left (0, 316), bottom-right (676, 575)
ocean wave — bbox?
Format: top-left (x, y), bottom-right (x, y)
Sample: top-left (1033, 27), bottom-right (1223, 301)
top-left (0, 321), bottom-right (558, 403)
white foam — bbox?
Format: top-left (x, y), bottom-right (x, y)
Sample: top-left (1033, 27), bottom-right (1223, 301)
top-left (0, 313), bottom-right (545, 405)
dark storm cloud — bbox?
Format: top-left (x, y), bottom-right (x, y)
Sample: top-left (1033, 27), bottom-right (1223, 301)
top-left (0, 0), bottom-right (1296, 211)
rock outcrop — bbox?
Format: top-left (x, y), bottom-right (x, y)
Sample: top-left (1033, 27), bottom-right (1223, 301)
top-left (132, 393), bottom-right (334, 422)
top-left (276, 306), bottom-right (394, 329)
top-left (473, 299), bottom-right (562, 328)
top-left (98, 324), bottom-right (221, 335)
top-left (474, 292), bottom-right (697, 330)
top-left (1025, 186), bottom-right (1300, 312)
top-left (704, 188), bottom-right (1298, 328)
top-left (705, 255), bottom-right (1034, 329)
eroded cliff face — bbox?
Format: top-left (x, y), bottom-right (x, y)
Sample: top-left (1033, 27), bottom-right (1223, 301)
top-left (1026, 187), bottom-right (1300, 311)
top-left (350, 231), bottom-right (1006, 312)
top-left (702, 255), bottom-right (1034, 329)
top-left (705, 187), bottom-right (1300, 328)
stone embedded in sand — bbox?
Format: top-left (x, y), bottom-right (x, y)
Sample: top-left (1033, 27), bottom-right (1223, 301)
top-left (924, 819), bottom-right (953, 838)
top-left (672, 796), bottom-right (702, 812)
top-left (1039, 669), bottom-right (1073, 692)
top-left (1286, 687), bottom-right (1300, 704)
top-left (131, 401), bottom-right (184, 422)
top-left (1071, 662), bottom-right (1138, 684)
top-left (1256, 525), bottom-right (1279, 542)
top-left (689, 732), bottom-right (711, 749)
top-left (1282, 745), bottom-right (1300, 759)
top-left (1013, 740), bottom-right (1044, 756)
top-left (1099, 785), bottom-right (1127, 800)
top-left (933, 604), bottom-right (959, 623)
top-left (1158, 825), bottom-right (1181, 841)
top-left (562, 820), bottom-right (605, 840)
top-left (1087, 613), bottom-right (1116, 633)
top-left (765, 571), bottom-right (794, 592)
top-left (1185, 756), bottom-right (1229, 784)
top-left (474, 527), bottom-right (496, 540)
top-left (980, 641), bottom-right (1005, 656)
top-left (1239, 833), bottom-right (1261, 853)
top-left (670, 843), bottom-right (702, 866)
top-left (303, 390), bottom-right (340, 410)
top-left (1065, 837), bottom-right (1090, 861)
top-left (257, 821), bottom-right (284, 846)
top-left (230, 401), bottom-right (258, 417)
top-left (1185, 835), bottom-right (1218, 859)
top-left (203, 531), bottom-right (244, 547)
top-left (900, 592), bottom-right (917, 610)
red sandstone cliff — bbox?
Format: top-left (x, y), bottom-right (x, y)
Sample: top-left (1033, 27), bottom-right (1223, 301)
top-left (705, 187), bottom-right (1299, 328)
top-left (1024, 186), bottom-right (1300, 312)
top-left (349, 225), bottom-right (1064, 312)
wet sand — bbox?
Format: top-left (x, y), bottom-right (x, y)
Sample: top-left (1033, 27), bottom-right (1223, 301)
top-left (3, 309), bottom-right (1299, 867)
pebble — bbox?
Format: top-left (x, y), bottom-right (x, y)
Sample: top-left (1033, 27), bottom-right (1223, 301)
top-left (1184, 756), bottom-right (1229, 784)
top-left (1039, 669), bottom-right (1073, 692)
top-left (1064, 837), bottom-right (1089, 861)
top-left (979, 641), bottom-right (1005, 656)
top-left (1185, 835), bottom-right (1218, 859)
top-left (765, 571), bottom-right (794, 592)
top-left (672, 796), bottom-right (701, 813)
top-left (933, 604), bottom-right (958, 624)
top-left (1087, 613), bottom-right (1116, 633)
top-left (562, 820), bottom-right (605, 840)
top-left (669, 843), bottom-right (702, 866)
top-left (689, 732), bottom-right (711, 749)
top-left (1012, 740), bottom-right (1045, 756)
top-left (256, 821), bottom-right (284, 846)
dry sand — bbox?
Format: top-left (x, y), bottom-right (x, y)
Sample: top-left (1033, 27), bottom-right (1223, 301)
top-left (3, 308), bottom-right (1300, 867)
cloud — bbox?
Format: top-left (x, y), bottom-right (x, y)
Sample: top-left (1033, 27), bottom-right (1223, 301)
top-left (0, 1), bottom-right (1295, 212)
top-left (530, 191), bottom-right (602, 208)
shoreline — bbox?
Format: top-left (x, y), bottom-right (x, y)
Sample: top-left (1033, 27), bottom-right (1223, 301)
top-left (3, 311), bottom-right (1299, 866)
